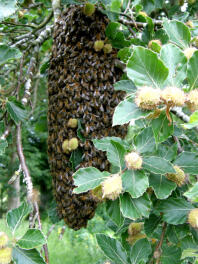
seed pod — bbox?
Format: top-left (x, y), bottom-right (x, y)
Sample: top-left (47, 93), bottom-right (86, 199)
top-left (184, 47), bottom-right (197, 60)
top-left (0, 233), bottom-right (8, 249)
top-left (83, 2), bottom-right (95, 16)
top-left (68, 118), bottom-right (78, 128)
top-left (186, 89), bottom-right (198, 111)
top-left (166, 165), bottom-right (186, 186)
top-left (102, 174), bottom-right (123, 200)
top-left (188, 208), bottom-right (198, 228)
top-left (135, 86), bottom-right (161, 110)
top-left (161, 86), bottom-right (185, 107)
top-left (0, 247), bottom-right (12, 264)
top-left (103, 44), bottom-right (112, 54)
top-left (125, 152), bottom-right (143, 170)
top-left (94, 40), bottom-right (104, 52)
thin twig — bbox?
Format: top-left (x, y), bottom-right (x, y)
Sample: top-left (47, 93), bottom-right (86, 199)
top-left (16, 55), bottom-right (25, 99)
top-left (0, 21), bottom-right (36, 28)
top-left (173, 136), bottom-right (183, 154)
top-left (154, 222), bottom-right (167, 264)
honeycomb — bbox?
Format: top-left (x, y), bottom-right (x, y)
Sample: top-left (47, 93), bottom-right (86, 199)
top-left (48, 5), bottom-right (127, 230)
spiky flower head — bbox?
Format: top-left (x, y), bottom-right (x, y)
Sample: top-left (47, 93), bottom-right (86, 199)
top-left (188, 208), bottom-right (198, 228)
top-left (0, 233), bottom-right (8, 249)
top-left (0, 247), bottom-right (12, 264)
top-left (62, 139), bottom-right (70, 154)
top-left (127, 233), bottom-right (146, 245)
top-left (161, 86), bottom-right (185, 107)
top-left (135, 86), bottom-right (161, 110)
top-left (102, 174), bottom-right (122, 200)
top-left (103, 44), bottom-right (112, 54)
top-left (83, 3), bottom-right (95, 16)
top-left (184, 47), bottom-right (197, 60)
top-left (186, 20), bottom-right (194, 28)
top-left (128, 222), bottom-right (143, 236)
top-left (166, 165), bottom-right (186, 186)
top-left (67, 118), bottom-right (78, 128)
top-left (94, 40), bottom-right (104, 52)
top-left (125, 152), bottom-right (143, 170)
top-left (68, 138), bottom-right (78, 151)
top-left (186, 89), bottom-right (198, 111)
top-left (148, 40), bottom-right (162, 53)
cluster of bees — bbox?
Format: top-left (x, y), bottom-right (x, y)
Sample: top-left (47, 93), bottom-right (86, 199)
top-left (48, 5), bottom-right (127, 230)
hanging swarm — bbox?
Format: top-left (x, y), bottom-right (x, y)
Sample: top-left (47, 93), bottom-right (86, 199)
top-left (48, 5), bottom-right (127, 230)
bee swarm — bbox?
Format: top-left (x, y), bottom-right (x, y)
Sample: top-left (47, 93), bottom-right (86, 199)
top-left (48, 5), bottom-right (127, 230)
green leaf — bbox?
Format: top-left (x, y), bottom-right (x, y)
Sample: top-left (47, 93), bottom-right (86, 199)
top-left (174, 151), bottom-right (198, 175)
top-left (135, 127), bottom-right (156, 154)
top-left (187, 50), bottom-right (198, 90)
top-left (6, 99), bottom-right (27, 124)
top-left (156, 197), bottom-right (194, 225)
top-left (6, 202), bottom-right (32, 234)
top-left (106, 140), bottom-right (126, 170)
top-left (16, 229), bottom-right (46, 249)
top-left (93, 137), bottom-right (129, 152)
top-left (0, 45), bottom-right (21, 65)
top-left (157, 143), bottom-right (177, 162)
top-left (144, 214), bottom-right (161, 237)
top-left (184, 182), bottom-right (198, 202)
top-left (143, 156), bottom-right (175, 174)
top-left (96, 234), bottom-right (129, 264)
top-left (163, 20), bottom-right (191, 49)
top-left (181, 248), bottom-right (198, 260)
top-left (149, 174), bottom-right (177, 199)
top-left (73, 167), bottom-right (109, 194)
top-left (130, 238), bottom-right (152, 264)
top-left (167, 224), bottom-right (190, 245)
top-left (69, 148), bottom-right (83, 170)
top-left (0, 139), bottom-right (8, 155)
top-left (113, 97), bottom-right (151, 126)
top-left (151, 111), bottom-right (174, 143)
top-left (160, 245), bottom-right (181, 264)
top-left (160, 44), bottom-right (187, 87)
top-left (111, 0), bottom-right (121, 12)
top-left (0, 0), bottom-right (18, 21)
top-left (12, 247), bottom-right (46, 264)
top-left (126, 46), bottom-right (168, 88)
top-left (120, 193), bottom-right (151, 220)
top-left (183, 111), bottom-right (198, 129)
top-left (114, 80), bottom-right (136, 93)
top-left (122, 170), bottom-right (149, 198)
top-left (117, 47), bottom-right (133, 63)
top-left (106, 199), bottom-right (124, 227)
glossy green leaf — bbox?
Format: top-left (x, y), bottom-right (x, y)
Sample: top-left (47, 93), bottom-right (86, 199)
top-left (0, 0), bottom-right (18, 21)
top-left (160, 245), bottom-right (181, 264)
top-left (166, 224), bottom-right (190, 245)
top-left (151, 111), bottom-right (174, 143)
top-left (93, 137), bottom-right (129, 152)
top-left (120, 193), bottom-right (151, 220)
top-left (0, 45), bottom-right (21, 65)
top-left (106, 199), bottom-right (124, 227)
top-left (12, 247), bottom-right (46, 264)
top-left (160, 44), bottom-right (187, 87)
top-left (113, 97), bottom-right (151, 126)
top-left (0, 139), bottom-right (8, 155)
top-left (174, 151), bottom-right (198, 175)
top-left (122, 170), bottom-right (149, 198)
top-left (144, 214), bottom-right (161, 237)
top-left (149, 174), bottom-right (177, 199)
top-left (135, 127), bottom-right (155, 154)
top-left (114, 80), bottom-right (136, 93)
top-left (130, 238), bottom-right (152, 264)
top-left (187, 50), bottom-right (198, 90)
top-left (96, 234), bottom-right (129, 264)
top-left (184, 182), bottom-right (198, 202)
top-left (126, 46), bottom-right (168, 88)
top-left (117, 47), bottom-right (133, 63)
top-left (6, 99), bottom-right (27, 124)
top-left (16, 229), bottom-right (46, 249)
top-left (163, 20), bottom-right (190, 49)
top-left (143, 156), bottom-right (175, 174)
top-left (181, 248), bottom-right (198, 260)
top-left (156, 197), bottom-right (194, 225)
top-left (73, 167), bottom-right (109, 194)
top-left (6, 202), bottom-right (32, 234)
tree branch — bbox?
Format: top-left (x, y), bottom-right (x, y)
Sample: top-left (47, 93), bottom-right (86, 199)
top-left (154, 222), bottom-right (167, 264)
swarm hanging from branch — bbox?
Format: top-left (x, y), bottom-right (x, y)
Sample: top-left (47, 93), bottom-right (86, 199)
top-left (48, 5), bottom-right (127, 230)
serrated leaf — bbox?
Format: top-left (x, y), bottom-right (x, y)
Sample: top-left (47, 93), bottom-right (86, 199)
top-left (12, 247), bottom-right (46, 264)
top-left (120, 193), bottom-right (151, 220)
top-left (151, 111), bottom-right (174, 143)
top-left (16, 229), bottom-right (46, 249)
top-left (160, 245), bottom-right (181, 264)
top-left (0, 139), bottom-right (8, 155)
top-left (126, 46), bottom-right (168, 88)
top-left (156, 197), bottom-right (194, 225)
top-left (163, 20), bottom-right (190, 49)
top-left (6, 202), bottom-right (32, 234)
top-left (174, 151), bottom-right (198, 175)
top-left (144, 214), bottom-right (161, 237)
top-left (122, 170), bottom-right (149, 198)
top-left (135, 127), bottom-right (155, 154)
top-left (143, 156), bottom-right (175, 174)
top-left (160, 44), bottom-right (187, 87)
top-left (0, 0), bottom-right (18, 21)
top-left (114, 80), bottom-right (136, 93)
top-left (96, 234), bottom-right (129, 264)
top-left (106, 140), bottom-right (126, 170)
top-left (130, 238), bottom-right (152, 264)
top-left (0, 44), bottom-right (21, 65)
top-left (184, 182), bottom-right (198, 202)
top-left (149, 173), bottom-right (177, 199)
top-left (106, 199), bottom-right (124, 227)
top-left (73, 167), bottom-right (109, 194)
top-left (187, 50), bottom-right (198, 90)
top-left (6, 100), bottom-right (27, 124)
top-left (113, 97), bottom-right (151, 126)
